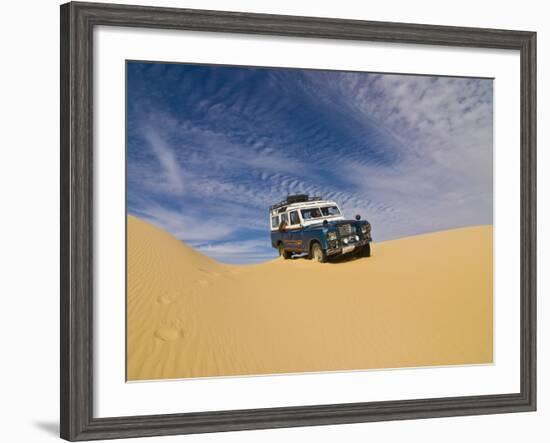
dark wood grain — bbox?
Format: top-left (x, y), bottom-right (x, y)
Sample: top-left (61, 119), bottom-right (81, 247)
top-left (60, 2), bottom-right (536, 441)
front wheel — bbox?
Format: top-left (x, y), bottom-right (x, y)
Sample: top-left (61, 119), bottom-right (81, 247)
top-left (310, 242), bottom-right (327, 263)
top-left (278, 243), bottom-right (291, 259)
top-left (359, 243), bottom-right (371, 258)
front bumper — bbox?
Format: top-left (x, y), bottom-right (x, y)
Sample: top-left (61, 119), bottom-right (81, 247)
top-left (326, 237), bottom-right (370, 256)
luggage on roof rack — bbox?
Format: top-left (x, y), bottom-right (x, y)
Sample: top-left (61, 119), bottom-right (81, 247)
top-left (286, 194), bottom-right (309, 204)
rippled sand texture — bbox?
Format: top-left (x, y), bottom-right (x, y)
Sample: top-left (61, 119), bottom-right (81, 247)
top-left (127, 215), bottom-right (493, 381)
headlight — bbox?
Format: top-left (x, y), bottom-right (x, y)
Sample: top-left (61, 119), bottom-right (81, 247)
top-left (328, 231), bottom-right (337, 241)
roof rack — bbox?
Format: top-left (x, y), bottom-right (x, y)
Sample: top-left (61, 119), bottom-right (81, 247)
top-left (269, 194), bottom-right (323, 212)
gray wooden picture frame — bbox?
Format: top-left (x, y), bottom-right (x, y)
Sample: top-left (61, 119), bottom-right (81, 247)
top-left (60, 2), bottom-right (537, 441)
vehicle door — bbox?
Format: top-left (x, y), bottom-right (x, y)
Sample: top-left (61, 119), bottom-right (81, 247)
top-left (278, 212), bottom-right (291, 248)
top-left (286, 210), bottom-right (304, 252)
top-left (270, 214), bottom-right (281, 247)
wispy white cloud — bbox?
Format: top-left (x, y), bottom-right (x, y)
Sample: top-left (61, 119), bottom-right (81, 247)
top-left (141, 129), bottom-right (186, 196)
top-left (292, 72), bottom-right (493, 239)
top-left (133, 203), bottom-right (237, 243)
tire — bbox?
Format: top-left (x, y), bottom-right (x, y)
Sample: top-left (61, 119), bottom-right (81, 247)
top-left (278, 243), bottom-right (291, 259)
top-left (359, 243), bottom-right (371, 258)
top-left (310, 242), bottom-right (327, 263)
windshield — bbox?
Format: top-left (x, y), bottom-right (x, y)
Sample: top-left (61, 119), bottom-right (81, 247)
top-left (321, 206), bottom-right (341, 217)
top-left (301, 208), bottom-right (323, 220)
top-left (301, 206), bottom-right (341, 220)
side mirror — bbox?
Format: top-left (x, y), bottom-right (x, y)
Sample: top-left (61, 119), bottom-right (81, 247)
top-left (355, 214), bottom-right (361, 221)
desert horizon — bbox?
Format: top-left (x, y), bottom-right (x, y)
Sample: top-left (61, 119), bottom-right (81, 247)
top-left (127, 215), bottom-right (493, 381)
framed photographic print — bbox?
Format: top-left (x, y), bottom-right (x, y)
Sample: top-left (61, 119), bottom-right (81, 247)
top-left (60, 1), bottom-right (536, 441)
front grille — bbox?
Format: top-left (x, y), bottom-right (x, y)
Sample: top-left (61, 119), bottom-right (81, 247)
top-left (338, 224), bottom-right (352, 237)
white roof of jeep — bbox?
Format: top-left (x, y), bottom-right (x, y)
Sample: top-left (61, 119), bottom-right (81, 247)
top-left (270, 199), bottom-right (339, 216)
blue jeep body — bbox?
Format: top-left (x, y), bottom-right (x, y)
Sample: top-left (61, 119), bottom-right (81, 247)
top-left (269, 195), bottom-right (372, 261)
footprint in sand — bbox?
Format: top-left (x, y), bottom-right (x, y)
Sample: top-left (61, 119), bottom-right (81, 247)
top-left (154, 327), bottom-right (182, 342)
top-left (156, 295), bottom-right (174, 305)
top-left (198, 268), bottom-right (222, 278)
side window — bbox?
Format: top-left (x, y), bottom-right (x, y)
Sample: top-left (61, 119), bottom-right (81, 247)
top-left (271, 215), bottom-right (279, 229)
top-left (281, 213), bottom-right (289, 225)
top-left (289, 211), bottom-right (300, 226)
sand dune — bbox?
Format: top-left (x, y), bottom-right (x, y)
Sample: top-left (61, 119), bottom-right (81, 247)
top-left (127, 215), bottom-right (493, 381)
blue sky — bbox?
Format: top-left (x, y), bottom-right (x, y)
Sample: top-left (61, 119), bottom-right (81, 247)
top-left (127, 61), bottom-right (493, 264)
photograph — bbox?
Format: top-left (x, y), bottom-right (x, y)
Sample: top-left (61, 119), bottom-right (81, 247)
top-left (126, 61), bottom-right (494, 381)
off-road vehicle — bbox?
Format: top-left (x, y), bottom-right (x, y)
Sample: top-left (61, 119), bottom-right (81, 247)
top-left (269, 194), bottom-right (372, 262)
